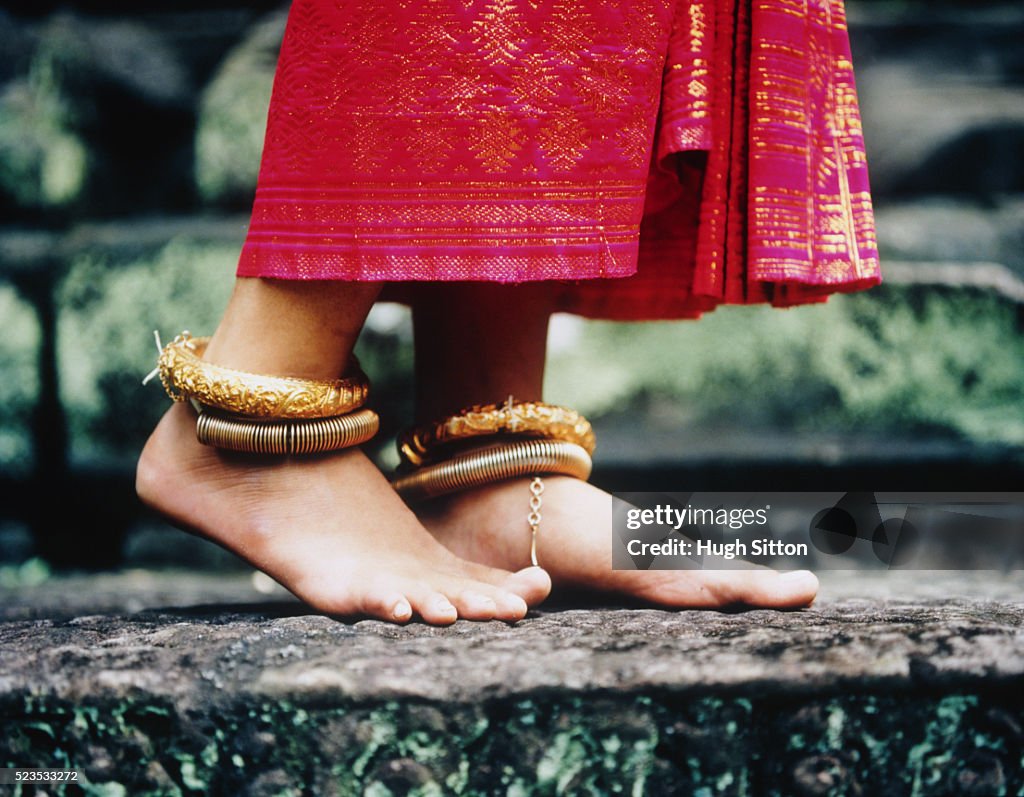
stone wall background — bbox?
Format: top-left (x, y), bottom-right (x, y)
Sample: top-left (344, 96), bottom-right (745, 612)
top-left (0, 0), bottom-right (1022, 571)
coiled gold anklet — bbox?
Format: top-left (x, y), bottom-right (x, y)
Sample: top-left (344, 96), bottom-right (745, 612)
top-left (195, 405), bottom-right (379, 455)
top-left (391, 438), bottom-right (592, 502)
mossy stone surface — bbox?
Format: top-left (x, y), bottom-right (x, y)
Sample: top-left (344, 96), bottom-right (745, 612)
top-left (1, 572), bottom-right (1021, 795)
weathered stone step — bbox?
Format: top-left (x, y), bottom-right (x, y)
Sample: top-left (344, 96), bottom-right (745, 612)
top-left (1, 571), bottom-right (1020, 795)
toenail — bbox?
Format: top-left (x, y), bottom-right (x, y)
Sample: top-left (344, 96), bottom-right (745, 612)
top-left (392, 600), bottom-right (411, 620)
top-left (435, 597), bottom-right (455, 613)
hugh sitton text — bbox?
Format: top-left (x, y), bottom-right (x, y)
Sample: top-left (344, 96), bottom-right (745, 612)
top-left (626, 538), bottom-right (808, 559)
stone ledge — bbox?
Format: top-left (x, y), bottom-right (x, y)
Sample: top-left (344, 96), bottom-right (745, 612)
top-left (1, 571), bottom-right (1021, 796)
top-left (1, 596), bottom-right (1022, 709)
top-left (1, 572), bottom-right (1021, 706)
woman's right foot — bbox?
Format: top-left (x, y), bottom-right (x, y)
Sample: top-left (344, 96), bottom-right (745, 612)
top-left (421, 476), bottom-right (819, 610)
top-left (136, 402), bottom-right (551, 625)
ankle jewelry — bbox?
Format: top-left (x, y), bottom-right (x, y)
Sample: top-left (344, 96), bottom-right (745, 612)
top-left (151, 332), bottom-right (370, 418)
top-left (527, 476), bottom-right (544, 567)
top-left (392, 397), bottom-right (595, 568)
top-left (390, 437), bottom-right (592, 501)
top-left (146, 331), bottom-right (378, 454)
top-left (194, 403), bottom-right (379, 454)
top-left (398, 398), bottom-right (595, 467)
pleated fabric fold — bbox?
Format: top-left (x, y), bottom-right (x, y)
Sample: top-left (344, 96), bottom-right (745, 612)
top-left (236, 0), bottom-right (880, 319)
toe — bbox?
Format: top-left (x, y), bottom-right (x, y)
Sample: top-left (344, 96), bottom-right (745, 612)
top-left (764, 569), bottom-right (819, 608)
top-left (490, 590), bottom-right (528, 621)
top-left (720, 569), bottom-right (819, 608)
top-left (464, 562), bottom-right (552, 607)
top-left (618, 567), bottom-right (819, 610)
top-left (301, 575), bottom-right (414, 624)
top-left (405, 586), bottom-right (459, 625)
top-left (359, 590), bottom-right (413, 623)
top-left (442, 579), bottom-right (528, 622)
top-left (449, 589), bottom-right (498, 621)
top-left (502, 566), bottom-right (552, 607)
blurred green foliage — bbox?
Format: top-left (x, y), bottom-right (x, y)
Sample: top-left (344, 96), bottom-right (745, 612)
top-left (0, 47), bottom-right (87, 210)
top-left (194, 12), bottom-right (282, 207)
top-left (547, 287), bottom-right (1024, 445)
top-left (46, 238), bottom-right (418, 464)
top-left (0, 286), bottom-right (41, 471)
top-left (56, 240), bottom-right (234, 461)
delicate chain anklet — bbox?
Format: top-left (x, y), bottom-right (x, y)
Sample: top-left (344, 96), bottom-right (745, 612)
top-left (528, 477), bottom-right (544, 567)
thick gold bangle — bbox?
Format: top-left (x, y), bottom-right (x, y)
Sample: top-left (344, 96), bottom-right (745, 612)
top-left (391, 439), bottom-right (592, 503)
top-left (398, 399), bottom-right (595, 466)
top-left (157, 332), bottom-right (369, 419)
top-left (195, 405), bottom-right (379, 454)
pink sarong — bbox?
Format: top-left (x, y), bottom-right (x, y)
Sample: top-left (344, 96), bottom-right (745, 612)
top-left (236, 0), bottom-right (880, 319)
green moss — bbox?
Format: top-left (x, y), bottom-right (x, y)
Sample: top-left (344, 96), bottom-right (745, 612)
top-left (536, 730), bottom-right (588, 791)
top-left (1, 646), bottom-right (1021, 794)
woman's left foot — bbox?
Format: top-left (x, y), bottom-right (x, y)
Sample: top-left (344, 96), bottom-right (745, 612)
top-left (419, 476), bottom-right (819, 609)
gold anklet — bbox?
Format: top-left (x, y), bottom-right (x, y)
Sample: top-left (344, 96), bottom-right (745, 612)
top-left (393, 398), bottom-right (595, 568)
top-left (156, 332), bottom-right (370, 419)
top-left (391, 439), bottom-right (591, 503)
top-left (195, 405), bottom-right (379, 455)
top-left (398, 398), bottom-right (595, 467)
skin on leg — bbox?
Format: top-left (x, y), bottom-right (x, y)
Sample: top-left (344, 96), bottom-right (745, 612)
top-left (411, 282), bottom-right (819, 609)
top-left (411, 282), bottom-right (555, 423)
top-left (137, 277), bottom-right (551, 624)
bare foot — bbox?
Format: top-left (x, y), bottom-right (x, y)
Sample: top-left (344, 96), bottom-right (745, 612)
top-left (419, 476), bottom-right (818, 610)
top-left (136, 403), bottom-right (551, 624)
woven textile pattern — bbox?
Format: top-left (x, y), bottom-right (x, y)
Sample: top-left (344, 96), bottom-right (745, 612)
top-left (236, 0), bottom-right (880, 319)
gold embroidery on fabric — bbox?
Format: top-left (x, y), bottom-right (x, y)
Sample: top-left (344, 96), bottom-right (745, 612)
top-left (745, 0), bottom-right (879, 284)
top-left (545, 0), bottom-right (592, 63)
top-left (615, 104), bottom-right (652, 168)
top-left (509, 53), bottom-right (561, 112)
top-left (573, 52), bottom-right (634, 117)
top-left (264, 0), bottom-right (672, 188)
top-left (405, 117), bottom-right (457, 174)
top-left (469, 110), bottom-right (526, 172)
top-left (408, 7), bottom-right (461, 51)
top-left (615, 2), bottom-right (664, 57)
top-left (350, 114), bottom-right (400, 174)
top-left (538, 108), bottom-right (593, 171)
top-left (687, 0), bottom-right (707, 52)
top-left (471, 0), bottom-right (528, 65)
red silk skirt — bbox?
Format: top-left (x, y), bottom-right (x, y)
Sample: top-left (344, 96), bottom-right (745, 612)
top-left (236, 0), bottom-right (880, 319)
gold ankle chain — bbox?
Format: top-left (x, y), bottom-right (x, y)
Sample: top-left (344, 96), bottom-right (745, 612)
top-left (393, 396), bottom-right (595, 568)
